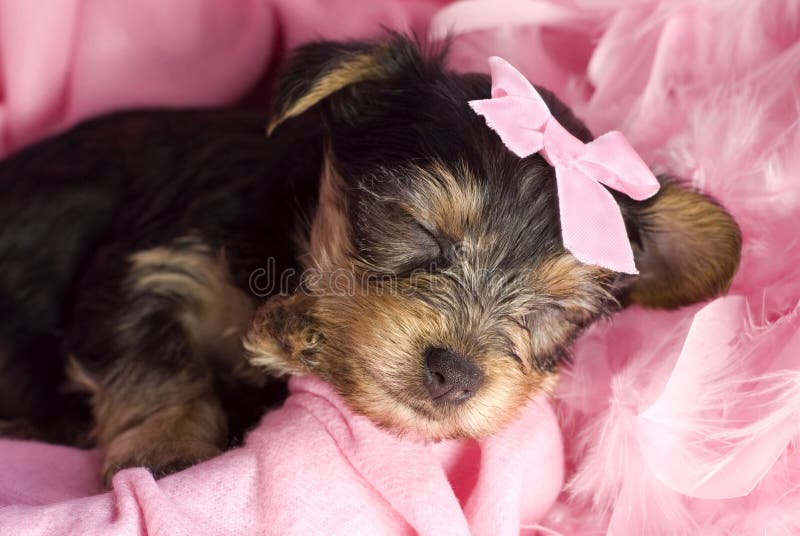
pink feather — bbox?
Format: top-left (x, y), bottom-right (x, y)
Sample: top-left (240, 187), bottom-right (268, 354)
top-left (434, 0), bottom-right (800, 532)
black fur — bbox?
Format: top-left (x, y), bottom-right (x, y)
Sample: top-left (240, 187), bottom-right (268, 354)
top-left (0, 110), bottom-right (320, 443)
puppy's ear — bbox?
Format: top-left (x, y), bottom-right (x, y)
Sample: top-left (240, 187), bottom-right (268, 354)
top-left (619, 178), bottom-right (742, 309)
top-left (267, 40), bottom-right (391, 134)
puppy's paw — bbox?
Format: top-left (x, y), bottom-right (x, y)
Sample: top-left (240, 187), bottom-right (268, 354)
top-left (0, 418), bottom-right (41, 440)
top-left (99, 397), bottom-right (227, 489)
top-left (102, 437), bottom-right (221, 488)
top-left (244, 293), bottom-right (323, 376)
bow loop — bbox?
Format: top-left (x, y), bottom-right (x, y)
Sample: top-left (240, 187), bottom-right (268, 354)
top-left (581, 132), bottom-right (661, 201)
top-left (487, 56), bottom-right (546, 103)
top-left (468, 97), bottom-right (545, 158)
top-left (469, 57), bottom-right (660, 274)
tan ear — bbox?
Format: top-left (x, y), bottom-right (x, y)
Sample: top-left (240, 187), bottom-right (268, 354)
top-left (243, 293), bottom-right (323, 376)
top-left (267, 42), bottom-right (390, 135)
top-left (623, 180), bottom-right (742, 309)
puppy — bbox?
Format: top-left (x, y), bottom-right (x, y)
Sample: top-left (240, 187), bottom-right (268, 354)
top-left (0, 35), bottom-right (741, 485)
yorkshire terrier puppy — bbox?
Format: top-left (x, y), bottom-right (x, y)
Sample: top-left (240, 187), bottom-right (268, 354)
top-left (0, 35), bottom-right (741, 486)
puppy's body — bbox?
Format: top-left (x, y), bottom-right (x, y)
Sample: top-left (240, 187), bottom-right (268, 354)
top-left (0, 110), bottom-right (318, 458)
top-left (0, 36), bottom-right (741, 484)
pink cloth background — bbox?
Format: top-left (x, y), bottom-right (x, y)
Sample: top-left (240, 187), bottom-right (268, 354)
top-left (2, 0), bottom-right (800, 534)
top-left (0, 0), bottom-right (444, 157)
top-left (0, 376), bottom-right (564, 536)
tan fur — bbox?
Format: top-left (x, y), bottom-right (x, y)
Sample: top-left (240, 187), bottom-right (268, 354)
top-left (629, 182), bottom-right (742, 308)
top-left (100, 387), bottom-right (226, 487)
top-left (532, 254), bottom-right (614, 311)
top-left (128, 236), bottom-right (260, 384)
top-left (243, 161), bottom-right (614, 440)
top-left (67, 236), bottom-right (263, 486)
top-left (300, 156), bottom-right (353, 271)
top-left (65, 354), bottom-right (100, 393)
top-left (527, 309), bottom-right (580, 362)
top-left (404, 162), bottom-right (483, 239)
top-left (248, 160), bottom-right (580, 438)
top-left (310, 290), bottom-right (543, 440)
top-left (351, 161), bottom-right (500, 274)
top-left (268, 48), bottom-right (388, 135)
top-left (71, 353), bottom-right (226, 488)
top-left (244, 292), bottom-right (322, 377)
top-left (526, 255), bottom-right (615, 359)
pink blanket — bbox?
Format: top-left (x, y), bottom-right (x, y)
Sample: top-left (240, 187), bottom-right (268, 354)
top-left (0, 376), bottom-right (563, 535)
top-left (0, 0), bottom-right (443, 156)
top-left (2, 0), bottom-right (800, 534)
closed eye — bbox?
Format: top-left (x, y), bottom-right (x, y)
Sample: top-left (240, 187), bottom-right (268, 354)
top-left (354, 205), bottom-right (445, 276)
top-left (410, 222), bottom-right (451, 273)
top-left (369, 222), bottom-right (443, 278)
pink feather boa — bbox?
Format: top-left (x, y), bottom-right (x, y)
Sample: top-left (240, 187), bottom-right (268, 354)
top-left (434, 0), bottom-right (800, 532)
top-left (2, 0), bottom-right (799, 533)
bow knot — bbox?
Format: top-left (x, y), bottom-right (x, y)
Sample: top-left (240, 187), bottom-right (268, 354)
top-left (469, 56), bottom-right (660, 274)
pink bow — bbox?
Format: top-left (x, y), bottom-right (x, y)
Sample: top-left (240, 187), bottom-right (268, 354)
top-left (469, 56), bottom-right (660, 274)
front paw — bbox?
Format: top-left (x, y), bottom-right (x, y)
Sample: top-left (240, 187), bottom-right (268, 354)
top-left (102, 437), bottom-right (221, 488)
top-left (99, 398), bottom-right (227, 489)
top-left (0, 419), bottom-right (40, 440)
top-left (244, 293), bottom-right (323, 376)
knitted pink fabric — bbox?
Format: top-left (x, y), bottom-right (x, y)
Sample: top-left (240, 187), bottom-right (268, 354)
top-left (0, 0), bottom-right (444, 157)
top-left (0, 376), bottom-right (564, 536)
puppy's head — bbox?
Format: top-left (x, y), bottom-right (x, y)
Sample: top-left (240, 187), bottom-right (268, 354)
top-left (247, 35), bottom-right (741, 439)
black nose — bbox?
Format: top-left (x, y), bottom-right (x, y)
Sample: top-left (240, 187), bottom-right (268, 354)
top-left (423, 347), bottom-right (484, 403)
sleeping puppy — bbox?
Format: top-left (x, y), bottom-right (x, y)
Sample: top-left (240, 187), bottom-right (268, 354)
top-left (0, 34), bottom-right (741, 486)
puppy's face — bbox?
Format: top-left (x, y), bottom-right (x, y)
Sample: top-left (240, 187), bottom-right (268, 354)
top-left (246, 36), bottom-right (741, 439)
